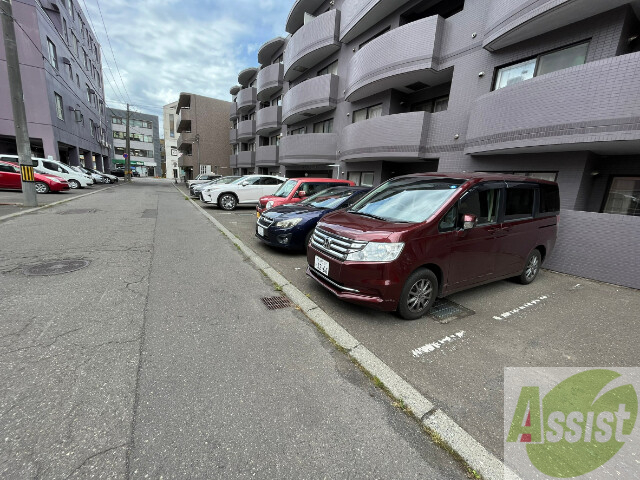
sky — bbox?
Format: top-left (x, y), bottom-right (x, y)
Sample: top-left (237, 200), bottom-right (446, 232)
top-left (81, 0), bottom-right (293, 132)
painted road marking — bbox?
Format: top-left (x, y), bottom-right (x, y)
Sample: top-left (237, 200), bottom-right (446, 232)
top-left (492, 295), bottom-right (549, 321)
top-left (412, 331), bottom-right (465, 358)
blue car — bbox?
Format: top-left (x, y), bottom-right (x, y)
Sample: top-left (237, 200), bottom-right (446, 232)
top-left (256, 186), bottom-right (372, 251)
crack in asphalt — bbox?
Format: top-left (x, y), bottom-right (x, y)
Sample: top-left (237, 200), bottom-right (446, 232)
top-left (63, 442), bottom-right (128, 479)
top-left (0, 327), bottom-right (82, 356)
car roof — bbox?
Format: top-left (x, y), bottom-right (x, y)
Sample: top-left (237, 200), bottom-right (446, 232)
top-left (396, 172), bottom-right (557, 185)
top-left (287, 178), bottom-right (351, 182)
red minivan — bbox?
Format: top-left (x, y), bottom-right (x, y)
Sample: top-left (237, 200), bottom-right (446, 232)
top-left (307, 173), bottom-right (559, 319)
top-left (257, 178), bottom-right (355, 217)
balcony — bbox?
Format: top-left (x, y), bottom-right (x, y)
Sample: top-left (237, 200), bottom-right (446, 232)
top-left (339, 112), bottom-right (430, 162)
top-left (229, 154), bottom-right (238, 169)
top-left (258, 37), bottom-right (286, 65)
top-left (176, 118), bottom-right (191, 134)
top-left (257, 63), bottom-right (284, 102)
top-left (238, 67), bottom-right (258, 87)
top-left (178, 154), bottom-right (196, 169)
top-left (176, 92), bottom-right (191, 113)
top-left (339, 0), bottom-right (412, 43)
top-left (280, 133), bottom-right (338, 165)
top-left (465, 53), bottom-right (640, 156)
top-left (229, 102), bottom-right (238, 121)
top-left (237, 151), bottom-right (255, 168)
top-left (237, 87), bottom-right (257, 115)
top-left (286, 0), bottom-right (327, 34)
top-left (483, 0), bottom-right (632, 52)
top-left (256, 146), bottom-right (279, 166)
top-left (284, 9), bottom-right (341, 82)
top-left (237, 119), bottom-right (256, 142)
top-left (256, 106), bottom-right (282, 135)
top-left (229, 128), bottom-right (238, 145)
top-left (344, 15), bottom-right (448, 102)
top-left (282, 74), bottom-right (338, 125)
top-left (177, 132), bottom-right (195, 152)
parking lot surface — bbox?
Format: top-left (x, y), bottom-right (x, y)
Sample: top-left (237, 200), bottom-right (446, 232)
top-left (185, 185), bottom-right (640, 458)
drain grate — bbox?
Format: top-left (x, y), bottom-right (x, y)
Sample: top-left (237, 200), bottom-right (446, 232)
top-left (23, 259), bottom-right (90, 276)
top-left (261, 296), bottom-right (293, 310)
top-left (58, 209), bottom-right (98, 215)
top-left (428, 298), bottom-right (475, 323)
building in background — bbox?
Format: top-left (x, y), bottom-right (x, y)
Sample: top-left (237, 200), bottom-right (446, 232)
top-left (0, 0), bottom-right (111, 170)
top-left (162, 101), bottom-right (180, 180)
top-left (228, 0), bottom-right (640, 290)
top-left (175, 93), bottom-right (232, 180)
top-left (159, 139), bottom-right (166, 177)
top-left (109, 108), bottom-right (160, 176)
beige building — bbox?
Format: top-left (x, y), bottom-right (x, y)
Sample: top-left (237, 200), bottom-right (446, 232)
top-left (175, 93), bottom-right (232, 180)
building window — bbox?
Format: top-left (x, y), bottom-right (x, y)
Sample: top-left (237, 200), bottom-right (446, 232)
top-left (54, 93), bottom-right (64, 120)
top-left (47, 38), bottom-right (58, 70)
top-left (313, 118), bottom-right (333, 133)
top-left (602, 177), bottom-right (640, 216)
top-left (63, 19), bottom-right (69, 43)
top-left (353, 104), bottom-right (382, 123)
top-left (112, 117), bottom-right (123, 125)
top-left (273, 95), bottom-right (282, 107)
top-left (290, 127), bottom-right (306, 135)
top-left (270, 134), bottom-right (281, 146)
top-left (318, 60), bottom-right (338, 76)
top-left (169, 114), bottom-right (175, 137)
top-left (170, 147), bottom-right (178, 157)
top-left (86, 84), bottom-right (91, 102)
top-left (494, 42), bottom-right (589, 90)
top-left (359, 27), bottom-right (390, 49)
top-left (347, 171), bottom-right (375, 187)
top-left (273, 54), bottom-right (283, 64)
top-left (410, 96), bottom-right (449, 113)
top-left (75, 73), bottom-right (80, 87)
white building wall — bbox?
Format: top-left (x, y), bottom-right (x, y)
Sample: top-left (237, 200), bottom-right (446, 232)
top-left (163, 102), bottom-right (181, 179)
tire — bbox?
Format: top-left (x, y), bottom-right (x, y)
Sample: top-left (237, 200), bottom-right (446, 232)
top-left (219, 193), bottom-right (237, 211)
top-left (68, 179), bottom-right (80, 189)
top-left (519, 249), bottom-right (541, 285)
top-left (34, 182), bottom-right (50, 194)
top-left (104, 177), bottom-right (112, 184)
top-left (397, 268), bottom-right (439, 320)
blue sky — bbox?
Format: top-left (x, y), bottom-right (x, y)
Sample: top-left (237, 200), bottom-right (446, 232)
top-left (82, 0), bottom-right (293, 126)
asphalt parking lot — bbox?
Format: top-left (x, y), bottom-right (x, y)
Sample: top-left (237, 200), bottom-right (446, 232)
top-left (183, 186), bottom-right (640, 459)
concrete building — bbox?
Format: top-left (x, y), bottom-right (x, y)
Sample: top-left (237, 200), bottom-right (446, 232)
top-left (109, 108), bottom-right (160, 176)
top-left (0, 0), bottom-right (111, 170)
top-left (175, 93), bottom-right (232, 180)
top-left (162, 101), bottom-right (180, 180)
top-left (229, 0), bottom-right (640, 289)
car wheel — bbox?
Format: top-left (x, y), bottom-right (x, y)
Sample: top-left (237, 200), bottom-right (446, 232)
top-left (104, 177), bottom-right (112, 184)
top-left (519, 249), bottom-right (541, 285)
top-left (68, 179), bottom-right (80, 189)
top-left (397, 268), bottom-right (438, 320)
top-left (34, 182), bottom-right (50, 194)
top-left (219, 194), bottom-right (237, 211)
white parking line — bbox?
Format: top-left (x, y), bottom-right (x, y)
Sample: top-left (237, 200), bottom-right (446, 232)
top-left (412, 331), bottom-right (466, 358)
top-left (492, 295), bottom-right (549, 321)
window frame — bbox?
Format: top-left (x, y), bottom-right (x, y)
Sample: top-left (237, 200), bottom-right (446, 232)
top-left (601, 175), bottom-right (640, 217)
top-left (352, 104), bottom-right (382, 123)
top-left (54, 92), bottom-right (65, 121)
top-left (47, 38), bottom-right (58, 70)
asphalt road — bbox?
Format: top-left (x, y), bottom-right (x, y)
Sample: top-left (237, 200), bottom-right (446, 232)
top-left (0, 179), bottom-right (467, 479)
top-left (184, 185), bottom-right (640, 459)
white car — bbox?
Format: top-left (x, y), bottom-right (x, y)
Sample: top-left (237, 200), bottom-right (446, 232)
top-left (201, 175), bottom-right (287, 210)
top-left (70, 166), bottom-right (104, 184)
top-left (187, 174), bottom-right (221, 189)
top-left (0, 155), bottom-right (93, 189)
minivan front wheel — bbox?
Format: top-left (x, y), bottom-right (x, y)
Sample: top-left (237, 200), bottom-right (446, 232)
top-left (519, 249), bottom-right (541, 285)
top-left (397, 268), bottom-right (438, 320)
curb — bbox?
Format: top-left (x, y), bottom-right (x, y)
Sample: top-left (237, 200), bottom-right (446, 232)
top-left (0, 185), bottom-right (116, 223)
top-left (177, 185), bottom-right (519, 480)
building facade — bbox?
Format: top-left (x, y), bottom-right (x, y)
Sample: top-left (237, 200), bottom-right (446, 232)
top-left (0, 0), bottom-right (112, 170)
top-left (162, 101), bottom-right (180, 180)
top-left (175, 93), bottom-right (232, 180)
top-left (229, 0), bottom-right (640, 289)
top-left (109, 109), bottom-right (160, 176)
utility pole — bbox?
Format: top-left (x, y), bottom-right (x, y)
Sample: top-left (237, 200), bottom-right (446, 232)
top-left (125, 103), bottom-right (131, 181)
top-left (1, 0), bottom-right (37, 207)
top-left (195, 133), bottom-right (200, 177)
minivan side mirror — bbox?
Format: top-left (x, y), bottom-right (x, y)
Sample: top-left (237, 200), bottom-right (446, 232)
top-left (462, 214), bottom-right (477, 230)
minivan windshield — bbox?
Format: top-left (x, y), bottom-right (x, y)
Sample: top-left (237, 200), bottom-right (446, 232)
top-left (273, 179), bottom-right (297, 198)
top-left (348, 177), bottom-right (465, 223)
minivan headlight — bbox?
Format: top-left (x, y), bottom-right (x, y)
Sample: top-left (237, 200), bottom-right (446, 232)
top-left (275, 217), bottom-right (302, 228)
top-left (346, 242), bottom-right (404, 262)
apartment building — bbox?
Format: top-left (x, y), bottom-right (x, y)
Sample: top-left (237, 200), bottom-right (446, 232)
top-left (163, 101), bottom-right (180, 180)
top-left (175, 93), bottom-right (232, 180)
top-left (0, 0), bottom-right (111, 170)
top-left (229, 0), bottom-right (640, 289)
top-left (109, 109), bottom-right (160, 176)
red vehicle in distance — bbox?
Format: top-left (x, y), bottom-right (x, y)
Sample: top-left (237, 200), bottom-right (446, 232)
top-left (257, 178), bottom-right (355, 217)
top-left (0, 160), bottom-right (70, 193)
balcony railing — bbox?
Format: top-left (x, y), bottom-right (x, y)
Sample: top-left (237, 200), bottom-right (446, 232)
top-left (257, 63), bottom-right (284, 102)
top-left (237, 151), bottom-right (256, 168)
top-left (280, 133), bottom-right (338, 165)
top-left (339, 0), bottom-right (412, 43)
top-left (237, 87), bottom-right (257, 114)
top-left (256, 106), bottom-right (282, 135)
top-left (282, 74), bottom-right (338, 125)
top-left (237, 119), bottom-right (256, 142)
top-left (256, 146), bottom-right (279, 166)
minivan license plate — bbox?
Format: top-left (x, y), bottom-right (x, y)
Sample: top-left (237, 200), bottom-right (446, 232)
top-left (315, 256), bottom-right (329, 276)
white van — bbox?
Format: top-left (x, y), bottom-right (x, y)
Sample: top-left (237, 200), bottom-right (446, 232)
top-left (0, 155), bottom-right (92, 189)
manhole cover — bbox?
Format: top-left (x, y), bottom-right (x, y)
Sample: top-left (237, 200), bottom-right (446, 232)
top-left (428, 298), bottom-right (475, 323)
top-left (23, 259), bottom-right (91, 276)
top-left (261, 296), bottom-right (293, 310)
top-left (58, 209), bottom-right (98, 215)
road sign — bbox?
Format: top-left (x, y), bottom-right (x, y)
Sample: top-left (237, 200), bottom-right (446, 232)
top-left (123, 153), bottom-right (129, 159)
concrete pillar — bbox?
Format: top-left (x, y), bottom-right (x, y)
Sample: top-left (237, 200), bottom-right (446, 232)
top-left (102, 155), bottom-right (111, 172)
top-left (43, 134), bottom-right (58, 161)
top-left (95, 154), bottom-right (103, 172)
top-left (87, 152), bottom-right (95, 169)
top-left (68, 146), bottom-right (80, 166)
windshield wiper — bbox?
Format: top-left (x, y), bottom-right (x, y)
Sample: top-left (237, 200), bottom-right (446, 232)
top-left (350, 211), bottom-right (388, 221)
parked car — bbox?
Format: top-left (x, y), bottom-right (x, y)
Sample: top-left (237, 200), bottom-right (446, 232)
top-left (201, 175), bottom-right (287, 210)
top-left (110, 168), bottom-right (125, 177)
top-left (307, 173), bottom-right (560, 320)
top-left (10, 157), bottom-right (92, 189)
top-left (84, 166), bottom-right (118, 184)
top-left (187, 173), bottom-right (221, 189)
top-left (70, 166), bottom-right (105, 184)
top-left (0, 160), bottom-right (69, 193)
top-left (256, 186), bottom-right (371, 251)
top-left (256, 178), bottom-right (356, 217)
top-left (190, 176), bottom-right (241, 197)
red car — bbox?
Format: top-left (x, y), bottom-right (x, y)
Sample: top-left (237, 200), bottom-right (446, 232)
top-left (257, 178), bottom-right (355, 217)
top-left (0, 160), bottom-right (70, 193)
top-left (307, 173), bottom-right (559, 319)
